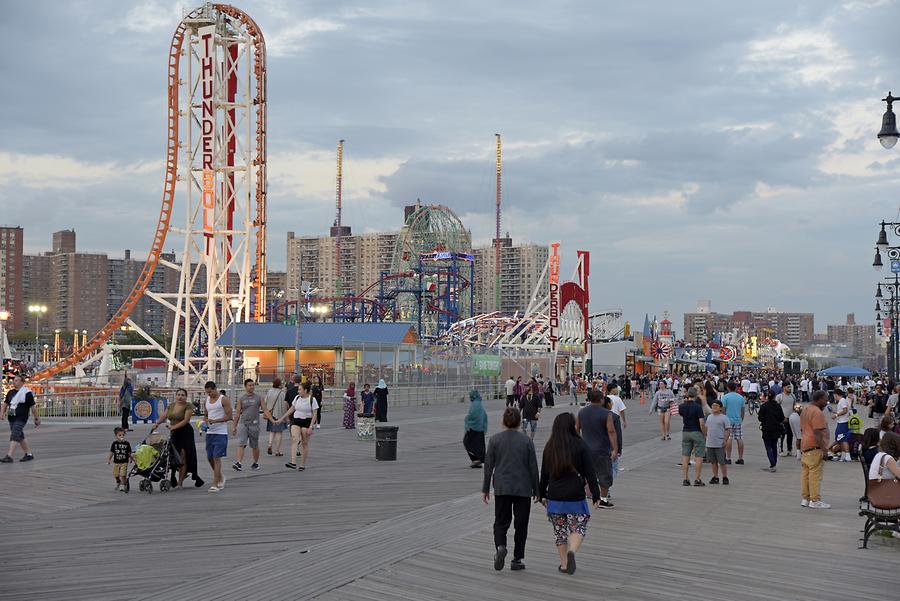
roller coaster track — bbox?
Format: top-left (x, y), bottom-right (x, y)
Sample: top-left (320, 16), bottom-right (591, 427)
top-left (32, 4), bottom-right (266, 381)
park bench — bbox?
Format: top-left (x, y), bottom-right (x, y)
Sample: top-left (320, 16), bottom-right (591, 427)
top-left (858, 455), bottom-right (900, 549)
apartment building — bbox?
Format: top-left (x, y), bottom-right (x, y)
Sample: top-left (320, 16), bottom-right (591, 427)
top-left (683, 302), bottom-right (814, 348)
top-left (0, 226), bottom-right (24, 332)
top-left (473, 236), bottom-right (549, 314)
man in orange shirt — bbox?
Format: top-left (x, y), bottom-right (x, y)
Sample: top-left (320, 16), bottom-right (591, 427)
top-left (799, 390), bottom-right (830, 509)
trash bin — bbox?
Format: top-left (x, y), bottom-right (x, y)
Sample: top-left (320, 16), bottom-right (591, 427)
top-left (375, 425), bottom-right (399, 461)
top-left (356, 413), bottom-right (375, 441)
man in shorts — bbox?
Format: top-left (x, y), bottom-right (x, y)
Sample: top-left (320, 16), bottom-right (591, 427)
top-left (203, 381), bottom-right (232, 492)
top-left (721, 381), bottom-right (746, 465)
top-left (576, 389), bottom-right (618, 508)
top-left (232, 379), bottom-right (270, 471)
top-left (1, 375), bottom-right (40, 463)
top-left (704, 400), bottom-right (731, 485)
top-left (678, 386), bottom-right (707, 486)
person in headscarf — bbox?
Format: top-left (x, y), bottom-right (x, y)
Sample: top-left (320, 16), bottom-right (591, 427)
top-left (342, 382), bottom-right (356, 429)
top-left (374, 379), bottom-right (389, 422)
top-left (464, 389), bottom-right (488, 467)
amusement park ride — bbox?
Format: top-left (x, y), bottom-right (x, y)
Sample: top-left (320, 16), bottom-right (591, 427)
top-left (27, 3), bottom-right (614, 386)
top-left (32, 3), bottom-right (267, 386)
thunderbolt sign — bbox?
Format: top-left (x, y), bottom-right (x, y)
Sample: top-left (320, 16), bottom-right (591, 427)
top-left (199, 25), bottom-right (216, 246)
top-left (548, 242), bottom-right (561, 351)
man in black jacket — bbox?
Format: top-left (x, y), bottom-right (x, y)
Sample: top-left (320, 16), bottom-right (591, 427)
top-left (482, 407), bottom-right (540, 572)
top-left (758, 391), bottom-right (786, 472)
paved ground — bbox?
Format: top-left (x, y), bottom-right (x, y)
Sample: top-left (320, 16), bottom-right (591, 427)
top-left (0, 396), bottom-right (895, 600)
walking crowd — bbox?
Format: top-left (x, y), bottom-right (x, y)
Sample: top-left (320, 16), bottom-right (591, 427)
top-left (480, 366), bottom-right (900, 573)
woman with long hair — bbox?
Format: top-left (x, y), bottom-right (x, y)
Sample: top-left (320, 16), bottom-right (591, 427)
top-left (264, 377), bottom-right (287, 456)
top-left (342, 382), bottom-right (356, 429)
top-left (276, 381), bottom-right (318, 471)
top-left (152, 388), bottom-right (203, 489)
top-left (538, 412), bottom-right (600, 575)
top-left (650, 381), bottom-right (675, 440)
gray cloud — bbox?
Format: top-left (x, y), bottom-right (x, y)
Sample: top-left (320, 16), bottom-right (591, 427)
top-left (0, 0), bottom-right (898, 330)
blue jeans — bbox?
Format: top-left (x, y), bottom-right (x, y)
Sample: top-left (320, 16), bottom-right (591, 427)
top-left (762, 435), bottom-right (779, 468)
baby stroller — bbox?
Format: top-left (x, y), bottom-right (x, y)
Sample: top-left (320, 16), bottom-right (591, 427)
top-left (128, 431), bottom-right (181, 494)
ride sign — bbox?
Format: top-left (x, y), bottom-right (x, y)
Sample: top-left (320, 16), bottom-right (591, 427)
top-left (548, 242), bottom-right (561, 352)
top-left (199, 25), bottom-right (216, 246)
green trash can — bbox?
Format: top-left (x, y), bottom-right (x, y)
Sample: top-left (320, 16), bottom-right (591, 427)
top-left (375, 425), bottom-right (398, 461)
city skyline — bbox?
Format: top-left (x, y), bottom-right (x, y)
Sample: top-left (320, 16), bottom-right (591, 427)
top-left (1, 1), bottom-right (898, 328)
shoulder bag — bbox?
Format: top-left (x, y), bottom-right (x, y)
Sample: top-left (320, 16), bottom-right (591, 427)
top-left (868, 454), bottom-right (900, 510)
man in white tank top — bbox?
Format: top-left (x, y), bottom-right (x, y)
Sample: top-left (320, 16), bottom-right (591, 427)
top-left (203, 380), bottom-right (233, 493)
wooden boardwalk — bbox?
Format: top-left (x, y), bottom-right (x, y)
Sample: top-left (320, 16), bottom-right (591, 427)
top-left (0, 399), bottom-right (895, 600)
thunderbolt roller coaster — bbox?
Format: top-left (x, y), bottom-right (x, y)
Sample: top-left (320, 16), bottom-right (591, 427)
top-left (32, 3), bottom-right (267, 386)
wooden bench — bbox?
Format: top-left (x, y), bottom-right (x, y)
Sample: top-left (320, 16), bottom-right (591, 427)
top-left (858, 455), bottom-right (900, 549)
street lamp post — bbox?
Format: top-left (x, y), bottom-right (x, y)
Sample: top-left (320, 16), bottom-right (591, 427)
top-left (28, 304), bottom-right (47, 366)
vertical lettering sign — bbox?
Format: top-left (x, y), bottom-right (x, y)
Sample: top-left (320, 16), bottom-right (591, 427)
top-left (548, 242), bottom-right (561, 352)
top-left (198, 25), bottom-right (216, 249)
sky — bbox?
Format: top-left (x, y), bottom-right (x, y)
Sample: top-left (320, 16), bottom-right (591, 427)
top-left (1, 0), bottom-right (899, 334)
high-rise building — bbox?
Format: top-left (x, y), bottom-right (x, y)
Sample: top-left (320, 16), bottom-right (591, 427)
top-left (827, 313), bottom-right (878, 360)
top-left (21, 230), bottom-right (108, 336)
top-left (473, 236), bottom-right (549, 314)
top-left (683, 302), bottom-right (814, 348)
top-left (107, 250), bottom-right (179, 338)
top-left (52, 230), bottom-right (76, 255)
top-left (266, 271), bottom-right (287, 301)
top-left (286, 230), bottom-right (397, 299)
top-left (0, 226), bottom-right (24, 332)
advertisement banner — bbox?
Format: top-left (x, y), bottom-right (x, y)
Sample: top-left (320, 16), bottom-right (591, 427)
top-left (472, 354), bottom-right (502, 376)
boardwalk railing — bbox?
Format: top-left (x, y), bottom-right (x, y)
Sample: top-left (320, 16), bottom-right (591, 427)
top-left (34, 383), bottom-right (497, 419)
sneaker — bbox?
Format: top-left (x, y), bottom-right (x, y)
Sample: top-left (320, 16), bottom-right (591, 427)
top-left (232, 462), bottom-right (243, 471)
top-left (693, 480), bottom-right (705, 487)
top-left (251, 463), bottom-right (260, 471)
top-left (494, 545), bottom-right (507, 571)
top-left (769, 467), bottom-right (777, 473)
top-left (285, 462), bottom-right (298, 470)
top-left (208, 485), bottom-right (221, 493)
top-left (0, 456), bottom-right (12, 463)
top-left (510, 559), bottom-right (525, 571)
top-left (735, 459), bottom-right (744, 465)
top-left (809, 500), bottom-right (831, 509)
top-left (315, 424), bottom-right (321, 429)
top-left (267, 447), bottom-right (273, 455)
top-left (115, 484), bottom-right (122, 491)
top-left (724, 459), bottom-right (732, 465)
top-left (800, 499), bottom-right (810, 507)
top-left (722, 477), bottom-right (729, 485)
top-left (682, 479), bottom-right (691, 487)
top-left (779, 451), bottom-right (790, 457)
top-left (20, 454), bottom-right (34, 462)
top-left (193, 477), bottom-right (205, 488)
top-left (708, 477), bottom-right (720, 485)
top-left (123, 481), bottom-right (130, 493)
top-left (597, 498), bottom-right (614, 509)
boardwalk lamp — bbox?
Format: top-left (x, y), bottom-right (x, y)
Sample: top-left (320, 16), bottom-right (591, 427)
top-left (878, 92), bottom-right (899, 149)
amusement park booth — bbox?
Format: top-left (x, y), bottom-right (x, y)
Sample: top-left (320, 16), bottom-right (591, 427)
top-left (217, 322), bottom-right (419, 385)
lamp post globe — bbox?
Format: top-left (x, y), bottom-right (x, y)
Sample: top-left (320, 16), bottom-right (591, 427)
top-left (878, 92), bottom-right (899, 149)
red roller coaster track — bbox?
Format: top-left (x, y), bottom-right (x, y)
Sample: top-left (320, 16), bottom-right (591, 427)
top-left (31, 4), bottom-right (267, 381)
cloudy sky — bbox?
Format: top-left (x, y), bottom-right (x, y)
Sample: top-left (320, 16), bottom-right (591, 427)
top-left (2, 0), bottom-right (899, 333)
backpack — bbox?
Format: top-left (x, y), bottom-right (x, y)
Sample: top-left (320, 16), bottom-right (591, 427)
top-left (848, 412), bottom-right (863, 434)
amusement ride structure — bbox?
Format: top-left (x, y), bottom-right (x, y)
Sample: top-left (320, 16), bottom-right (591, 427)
top-left (32, 3), bottom-right (268, 385)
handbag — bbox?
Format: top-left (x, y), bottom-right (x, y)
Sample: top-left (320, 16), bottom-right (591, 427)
top-left (868, 454), bottom-right (900, 510)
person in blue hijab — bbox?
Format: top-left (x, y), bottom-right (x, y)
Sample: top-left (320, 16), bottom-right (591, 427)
top-left (464, 390), bottom-right (489, 467)
top-left (374, 379), bottom-right (389, 422)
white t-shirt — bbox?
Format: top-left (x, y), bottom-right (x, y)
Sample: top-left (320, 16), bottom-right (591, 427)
top-left (291, 394), bottom-right (320, 419)
top-left (608, 394), bottom-right (626, 416)
top-left (835, 398), bottom-right (851, 424)
top-left (741, 378), bottom-right (751, 391)
top-left (505, 379), bottom-right (515, 396)
top-left (868, 452), bottom-right (899, 480)
top-left (800, 379), bottom-right (810, 393)
top-left (746, 382), bottom-right (760, 394)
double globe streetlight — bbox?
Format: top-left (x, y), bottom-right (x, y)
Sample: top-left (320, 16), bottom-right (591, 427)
top-left (874, 92), bottom-right (900, 376)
